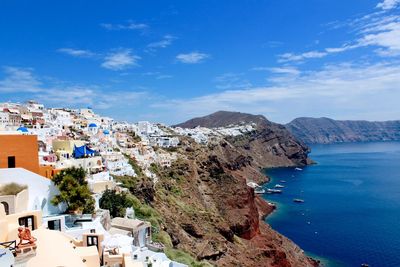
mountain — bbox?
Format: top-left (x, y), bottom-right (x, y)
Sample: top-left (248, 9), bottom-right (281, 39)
top-left (174, 110), bottom-right (268, 129)
top-left (286, 117), bottom-right (400, 144)
top-left (175, 111), bottom-right (312, 167)
top-left (141, 111), bottom-right (316, 266)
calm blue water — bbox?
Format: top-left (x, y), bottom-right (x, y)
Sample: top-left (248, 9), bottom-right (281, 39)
top-left (263, 142), bottom-right (400, 267)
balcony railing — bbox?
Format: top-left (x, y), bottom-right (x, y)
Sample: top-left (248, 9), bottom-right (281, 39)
top-left (0, 240), bottom-right (17, 256)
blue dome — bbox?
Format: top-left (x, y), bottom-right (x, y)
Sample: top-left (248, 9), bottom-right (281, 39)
top-left (103, 130), bottom-right (110, 135)
top-left (88, 123), bottom-right (97, 128)
top-left (17, 127), bottom-right (29, 133)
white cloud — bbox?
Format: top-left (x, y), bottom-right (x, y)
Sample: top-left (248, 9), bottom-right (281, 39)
top-left (0, 66), bottom-right (146, 109)
top-left (152, 61), bottom-right (400, 123)
top-left (214, 73), bottom-right (252, 89)
top-left (278, 10), bottom-right (400, 62)
top-left (57, 48), bottom-right (95, 57)
top-left (176, 52), bottom-right (210, 64)
top-left (358, 17), bottom-right (400, 56)
top-left (101, 49), bottom-right (140, 70)
top-left (147, 35), bottom-right (175, 50)
top-left (278, 51), bottom-right (328, 62)
top-left (100, 21), bottom-right (148, 31)
top-left (0, 67), bottom-right (42, 93)
top-left (253, 66), bottom-right (300, 76)
top-left (376, 0), bottom-right (400, 10)
top-left (156, 75), bottom-right (173, 80)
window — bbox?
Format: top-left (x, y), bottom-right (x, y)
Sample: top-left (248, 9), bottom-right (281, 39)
top-left (86, 236), bottom-right (98, 247)
top-left (8, 156), bottom-right (16, 168)
top-left (48, 219), bottom-right (61, 231)
top-left (1, 201), bottom-right (9, 215)
top-left (19, 215), bottom-right (35, 230)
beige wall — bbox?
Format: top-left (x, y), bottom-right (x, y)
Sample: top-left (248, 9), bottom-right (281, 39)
top-left (14, 189), bottom-right (29, 213)
top-left (0, 209), bottom-right (42, 243)
top-left (0, 189), bottom-right (29, 215)
top-left (53, 140), bottom-right (85, 156)
top-left (89, 180), bottom-right (114, 194)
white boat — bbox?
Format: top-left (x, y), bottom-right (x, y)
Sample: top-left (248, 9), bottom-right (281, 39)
top-left (279, 180), bottom-right (286, 183)
top-left (266, 188), bottom-right (282, 194)
top-left (275, 184), bottom-right (285, 188)
top-left (293, 198), bottom-right (305, 203)
top-left (295, 167), bottom-right (303, 171)
top-left (254, 188), bottom-right (265, 194)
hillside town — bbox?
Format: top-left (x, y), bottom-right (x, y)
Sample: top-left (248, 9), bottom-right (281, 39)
top-left (0, 101), bottom-right (255, 267)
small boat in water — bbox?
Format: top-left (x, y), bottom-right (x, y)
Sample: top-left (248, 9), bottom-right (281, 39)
top-left (361, 264), bottom-right (369, 267)
top-left (254, 188), bottom-right (266, 194)
top-left (295, 167), bottom-right (303, 171)
top-left (279, 180), bottom-right (286, 183)
top-left (266, 188), bottom-right (282, 194)
top-left (293, 198), bottom-right (305, 203)
top-left (275, 184), bottom-right (285, 188)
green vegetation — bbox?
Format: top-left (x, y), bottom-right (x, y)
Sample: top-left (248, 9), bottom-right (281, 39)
top-left (99, 189), bottom-right (133, 218)
top-left (51, 167), bottom-right (95, 214)
top-left (127, 195), bottom-right (162, 228)
top-left (124, 154), bottom-right (144, 177)
top-left (128, 131), bottom-right (141, 142)
top-left (0, 183), bottom-right (27, 196)
top-left (149, 163), bottom-right (161, 174)
top-left (165, 248), bottom-right (214, 267)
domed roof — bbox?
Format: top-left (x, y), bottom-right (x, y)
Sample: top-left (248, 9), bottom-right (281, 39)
top-left (88, 123), bottom-right (97, 128)
top-left (103, 129), bottom-right (110, 135)
top-left (17, 126), bottom-right (29, 133)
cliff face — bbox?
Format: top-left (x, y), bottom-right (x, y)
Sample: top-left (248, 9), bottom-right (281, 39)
top-left (176, 111), bottom-right (311, 167)
top-left (146, 111), bottom-right (316, 266)
top-left (286, 117), bottom-right (400, 144)
top-left (153, 137), bottom-right (315, 266)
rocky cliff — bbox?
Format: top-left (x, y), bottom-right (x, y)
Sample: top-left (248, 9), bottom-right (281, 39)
top-left (140, 111), bottom-right (317, 266)
top-left (286, 117), bottom-right (400, 144)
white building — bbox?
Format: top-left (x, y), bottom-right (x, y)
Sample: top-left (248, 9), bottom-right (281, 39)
top-left (0, 168), bottom-right (64, 216)
top-left (138, 121), bottom-right (156, 136)
top-left (0, 111), bottom-right (9, 129)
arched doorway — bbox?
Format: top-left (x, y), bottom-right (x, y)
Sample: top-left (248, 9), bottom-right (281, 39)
top-left (1, 201), bottom-right (10, 215)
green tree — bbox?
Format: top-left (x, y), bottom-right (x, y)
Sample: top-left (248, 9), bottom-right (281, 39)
top-left (99, 189), bottom-right (133, 218)
top-left (51, 167), bottom-right (95, 214)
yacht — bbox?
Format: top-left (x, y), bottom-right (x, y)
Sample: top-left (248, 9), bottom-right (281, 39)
top-left (266, 188), bottom-right (282, 194)
top-left (275, 184), bottom-right (285, 188)
top-left (293, 198), bottom-right (305, 203)
top-left (254, 188), bottom-right (265, 194)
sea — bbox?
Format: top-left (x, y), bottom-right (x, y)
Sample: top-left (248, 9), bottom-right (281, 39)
top-left (263, 142), bottom-right (400, 267)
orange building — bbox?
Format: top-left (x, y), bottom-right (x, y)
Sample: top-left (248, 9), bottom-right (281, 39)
top-left (0, 134), bottom-right (53, 178)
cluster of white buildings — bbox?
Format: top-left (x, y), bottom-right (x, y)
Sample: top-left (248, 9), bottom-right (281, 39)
top-left (0, 101), bottom-right (189, 267)
top-left (173, 123), bottom-right (256, 144)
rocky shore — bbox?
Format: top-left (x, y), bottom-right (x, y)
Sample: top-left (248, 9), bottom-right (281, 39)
top-left (136, 111), bottom-right (319, 266)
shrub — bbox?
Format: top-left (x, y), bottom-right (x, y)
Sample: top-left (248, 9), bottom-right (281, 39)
top-left (99, 189), bottom-right (133, 218)
top-left (0, 183), bottom-right (27, 196)
top-left (51, 167), bottom-right (95, 214)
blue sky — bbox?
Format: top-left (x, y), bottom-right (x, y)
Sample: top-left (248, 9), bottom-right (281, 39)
top-left (0, 0), bottom-right (399, 124)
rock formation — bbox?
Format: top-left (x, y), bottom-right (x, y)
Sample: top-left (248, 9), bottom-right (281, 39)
top-left (286, 117), bottom-right (400, 144)
top-left (144, 111), bottom-right (317, 266)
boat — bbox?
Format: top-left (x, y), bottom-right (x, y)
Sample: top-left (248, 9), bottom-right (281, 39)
top-left (274, 184), bottom-right (285, 188)
top-left (295, 167), bottom-right (303, 171)
top-left (361, 264), bottom-right (369, 267)
top-left (293, 198), bottom-right (305, 203)
top-left (266, 188), bottom-right (282, 194)
top-left (279, 180), bottom-right (286, 183)
top-left (254, 188), bottom-right (265, 194)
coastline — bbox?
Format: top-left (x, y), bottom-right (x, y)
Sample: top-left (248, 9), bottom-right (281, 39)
top-left (257, 168), bottom-right (321, 267)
